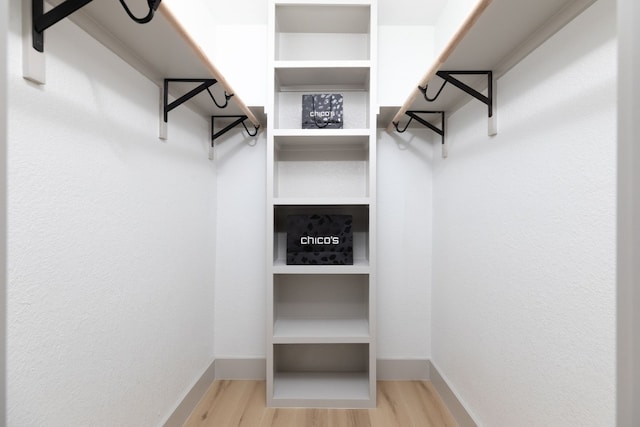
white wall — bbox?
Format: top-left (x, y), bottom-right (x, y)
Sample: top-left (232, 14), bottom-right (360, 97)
top-left (377, 129), bottom-right (433, 359)
top-left (7, 0), bottom-right (217, 425)
top-left (378, 25), bottom-right (435, 107)
top-left (431, 0), bottom-right (616, 425)
top-left (1, 0), bottom-right (8, 423)
top-left (213, 131), bottom-right (267, 358)
top-left (434, 0), bottom-right (477, 54)
top-left (617, 0), bottom-right (640, 424)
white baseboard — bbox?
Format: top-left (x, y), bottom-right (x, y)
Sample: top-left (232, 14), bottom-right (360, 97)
top-left (164, 358), bottom-right (476, 427)
top-left (163, 359), bottom-right (217, 427)
top-left (429, 360), bottom-right (478, 427)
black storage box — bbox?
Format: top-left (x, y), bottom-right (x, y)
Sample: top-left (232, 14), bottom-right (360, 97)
top-left (286, 214), bottom-right (353, 265)
top-left (301, 94), bottom-right (344, 129)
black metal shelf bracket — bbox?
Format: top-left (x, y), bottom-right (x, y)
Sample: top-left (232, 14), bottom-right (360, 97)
top-left (419, 70), bottom-right (493, 118)
top-left (211, 115), bottom-right (260, 146)
top-left (393, 111), bottom-right (445, 144)
top-left (32, 0), bottom-right (161, 52)
top-left (163, 79), bottom-right (234, 123)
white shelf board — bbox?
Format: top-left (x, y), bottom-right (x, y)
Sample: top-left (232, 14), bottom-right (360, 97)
top-left (273, 318), bottom-right (369, 343)
top-left (275, 134), bottom-right (369, 154)
top-left (44, 0), bottom-right (262, 126)
top-left (272, 372), bottom-right (371, 407)
top-left (275, 62), bottom-right (370, 91)
top-left (273, 128), bottom-right (371, 138)
top-left (272, 258), bottom-right (370, 274)
top-left (274, 130), bottom-right (370, 151)
top-left (386, 0), bottom-right (597, 128)
top-left (273, 197), bottom-right (370, 206)
top-left (275, 0), bottom-right (372, 7)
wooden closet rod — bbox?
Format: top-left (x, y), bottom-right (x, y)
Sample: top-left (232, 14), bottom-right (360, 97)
top-left (161, 3), bottom-right (261, 129)
top-left (387, 0), bottom-right (493, 132)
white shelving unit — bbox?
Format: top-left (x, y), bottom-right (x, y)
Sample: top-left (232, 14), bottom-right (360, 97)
top-left (267, 0), bottom-right (377, 409)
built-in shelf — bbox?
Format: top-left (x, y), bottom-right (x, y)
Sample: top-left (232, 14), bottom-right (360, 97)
top-left (274, 135), bottom-right (370, 198)
top-left (381, 0), bottom-right (598, 129)
top-left (272, 343), bottom-right (371, 406)
top-left (274, 273), bottom-right (370, 341)
top-left (272, 372), bottom-right (371, 406)
top-left (272, 258), bottom-right (370, 274)
top-left (267, 0), bottom-right (376, 409)
top-left (274, 3), bottom-right (371, 34)
top-left (38, 0), bottom-right (261, 127)
top-left (275, 90), bottom-right (371, 130)
top-left (273, 204), bottom-right (370, 269)
top-left (273, 319), bottom-right (369, 343)
top-left (275, 64), bottom-right (371, 91)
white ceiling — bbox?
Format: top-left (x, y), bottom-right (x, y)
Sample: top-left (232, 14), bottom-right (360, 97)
top-left (378, 0), bottom-right (447, 25)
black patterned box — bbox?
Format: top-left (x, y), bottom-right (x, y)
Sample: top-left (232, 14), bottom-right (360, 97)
top-left (286, 214), bottom-right (353, 265)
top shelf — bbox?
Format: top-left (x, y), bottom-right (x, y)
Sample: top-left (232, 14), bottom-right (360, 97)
top-left (384, 0), bottom-right (597, 129)
top-left (275, 3), bottom-right (371, 34)
top-left (45, 0), bottom-right (261, 127)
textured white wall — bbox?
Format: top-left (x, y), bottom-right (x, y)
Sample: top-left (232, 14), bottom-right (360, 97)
top-left (378, 25), bottom-right (435, 107)
top-left (7, 0), bottom-right (217, 425)
top-left (213, 131), bottom-right (267, 358)
top-left (377, 129), bottom-right (433, 359)
top-left (431, 0), bottom-right (616, 425)
top-left (617, 0), bottom-right (640, 424)
top-left (434, 0), bottom-right (477, 53)
top-left (1, 0), bottom-right (8, 423)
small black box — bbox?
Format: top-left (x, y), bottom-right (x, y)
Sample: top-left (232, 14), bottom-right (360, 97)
top-left (301, 94), bottom-right (344, 129)
top-left (286, 214), bottom-right (353, 265)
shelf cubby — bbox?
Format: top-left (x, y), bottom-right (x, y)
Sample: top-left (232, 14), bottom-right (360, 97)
top-left (275, 3), bottom-right (371, 61)
top-left (272, 343), bottom-right (372, 407)
top-left (274, 133), bottom-right (370, 199)
top-left (274, 274), bottom-right (369, 343)
top-left (273, 204), bottom-right (370, 269)
top-left (274, 89), bottom-right (370, 130)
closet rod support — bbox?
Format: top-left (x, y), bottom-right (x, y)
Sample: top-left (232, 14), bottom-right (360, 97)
top-left (419, 70), bottom-right (493, 117)
top-left (211, 115), bottom-right (260, 145)
top-left (393, 111), bottom-right (445, 140)
top-left (32, 0), bottom-right (93, 52)
top-left (32, 0), bottom-right (161, 52)
top-left (163, 78), bottom-right (235, 123)
top-left (393, 111), bottom-right (446, 158)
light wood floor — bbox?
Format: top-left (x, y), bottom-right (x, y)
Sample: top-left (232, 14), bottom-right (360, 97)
top-left (183, 380), bottom-right (457, 427)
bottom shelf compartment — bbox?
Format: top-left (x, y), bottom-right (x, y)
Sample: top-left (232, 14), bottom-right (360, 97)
top-left (271, 343), bottom-right (374, 408)
top-left (273, 372), bottom-right (370, 404)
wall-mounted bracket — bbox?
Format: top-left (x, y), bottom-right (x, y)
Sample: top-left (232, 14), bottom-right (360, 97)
top-left (25, 0), bottom-right (161, 84)
top-left (31, 0), bottom-right (94, 53)
top-left (419, 70), bottom-right (497, 136)
top-left (163, 79), bottom-right (233, 123)
top-left (160, 78), bottom-right (233, 139)
top-left (31, 0), bottom-right (161, 52)
top-left (393, 111), bottom-right (448, 158)
top-left (211, 115), bottom-right (260, 145)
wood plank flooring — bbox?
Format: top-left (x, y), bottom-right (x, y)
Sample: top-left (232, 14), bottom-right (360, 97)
top-left (182, 381), bottom-right (457, 427)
